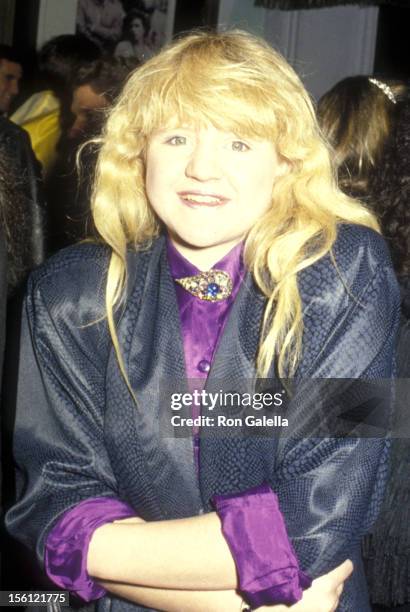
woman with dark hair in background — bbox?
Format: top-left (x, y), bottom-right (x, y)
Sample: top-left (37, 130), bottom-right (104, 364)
top-left (363, 97), bottom-right (410, 612)
top-left (319, 76), bottom-right (410, 612)
top-left (370, 99), bottom-right (410, 308)
top-left (115, 9), bottom-right (153, 62)
top-left (317, 76), bottom-right (407, 199)
top-left (76, 0), bottom-right (125, 53)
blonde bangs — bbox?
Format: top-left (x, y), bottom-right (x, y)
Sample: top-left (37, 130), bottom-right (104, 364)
top-left (120, 47), bottom-right (283, 143)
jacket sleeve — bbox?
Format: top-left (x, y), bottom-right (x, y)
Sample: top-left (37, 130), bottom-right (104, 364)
top-left (6, 257), bottom-right (119, 566)
top-left (271, 244), bottom-right (400, 583)
top-left (0, 231), bottom-right (6, 386)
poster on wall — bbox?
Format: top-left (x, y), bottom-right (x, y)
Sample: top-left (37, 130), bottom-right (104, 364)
top-left (76, 0), bottom-right (176, 61)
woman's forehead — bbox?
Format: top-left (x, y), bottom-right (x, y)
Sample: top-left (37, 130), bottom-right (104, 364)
top-left (147, 120), bottom-right (271, 140)
top-left (145, 112), bottom-right (275, 138)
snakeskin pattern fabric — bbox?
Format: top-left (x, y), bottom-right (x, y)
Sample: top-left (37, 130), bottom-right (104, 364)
top-left (7, 225), bottom-right (400, 611)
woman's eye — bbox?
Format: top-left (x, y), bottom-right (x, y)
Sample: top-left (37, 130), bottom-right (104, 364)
top-left (231, 140), bottom-right (250, 152)
top-left (166, 135), bottom-right (187, 146)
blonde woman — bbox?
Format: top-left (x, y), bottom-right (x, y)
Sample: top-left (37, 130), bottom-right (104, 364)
top-left (7, 31), bottom-right (399, 612)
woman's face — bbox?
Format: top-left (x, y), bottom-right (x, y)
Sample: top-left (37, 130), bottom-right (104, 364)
top-left (130, 18), bottom-right (144, 43)
top-left (146, 123), bottom-right (287, 268)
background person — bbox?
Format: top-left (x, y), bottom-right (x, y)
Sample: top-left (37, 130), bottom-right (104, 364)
top-left (0, 116), bottom-right (45, 273)
top-left (146, 0), bottom-right (167, 49)
top-left (0, 234), bottom-right (6, 393)
top-left (318, 75), bottom-right (410, 612)
top-left (361, 96), bottom-right (410, 612)
top-left (46, 57), bottom-right (136, 252)
top-left (0, 146), bottom-right (45, 599)
top-left (11, 35), bottom-right (101, 178)
top-left (67, 57), bottom-right (133, 141)
top-left (76, 0), bottom-right (125, 53)
top-left (317, 75), bottom-right (407, 200)
top-left (114, 9), bottom-right (153, 62)
top-left (0, 45), bottom-right (23, 116)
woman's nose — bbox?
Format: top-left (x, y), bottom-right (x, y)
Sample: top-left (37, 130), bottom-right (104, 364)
top-left (185, 143), bottom-right (222, 181)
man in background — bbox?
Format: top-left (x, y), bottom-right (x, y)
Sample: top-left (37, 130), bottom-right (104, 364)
top-left (0, 45), bottom-right (22, 116)
top-left (46, 57), bottom-right (136, 251)
top-left (11, 35), bottom-right (100, 177)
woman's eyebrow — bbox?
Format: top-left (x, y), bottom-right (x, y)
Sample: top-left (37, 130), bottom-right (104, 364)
top-left (151, 126), bottom-right (194, 138)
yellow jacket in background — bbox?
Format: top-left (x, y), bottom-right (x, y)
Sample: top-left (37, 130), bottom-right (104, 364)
top-left (11, 90), bottom-right (61, 176)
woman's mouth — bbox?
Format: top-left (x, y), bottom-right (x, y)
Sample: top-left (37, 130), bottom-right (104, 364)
top-left (178, 192), bottom-right (229, 207)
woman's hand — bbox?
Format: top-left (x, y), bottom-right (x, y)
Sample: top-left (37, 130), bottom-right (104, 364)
top-left (98, 559), bottom-right (352, 612)
top-left (113, 516), bottom-right (145, 524)
top-left (295, 559), bottom-right (353, 612)
top-left (260, 559), bottom-right (353, 612)
top-left (90, 515), bottom-right (351, 612)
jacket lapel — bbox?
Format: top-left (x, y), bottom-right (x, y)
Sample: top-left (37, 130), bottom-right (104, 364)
top-left (105, 238), bottom-right (203, 519)
top-left (199, 275), bottom-right (277, 507)
top-left (105, 241), bottom-right (277, 517)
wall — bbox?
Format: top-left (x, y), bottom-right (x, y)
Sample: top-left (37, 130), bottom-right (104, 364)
top-left (218, 0), bottom-right (379, 100)
top-left (218, 0), bottom-right (266, 34)
top-left (36, 0), bottom-right (78, 48)
top-left (34, 0), bottom-right (379, 99)
top-left (36, 0), bottom-right (177, 48)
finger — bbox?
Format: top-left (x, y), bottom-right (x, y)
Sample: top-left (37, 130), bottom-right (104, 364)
top-left (327, 559), bottom-right (354, 584)
top-left (113, 517), bottom-right (144, 524)
top-left (327, 582), bottom-right (344, 612)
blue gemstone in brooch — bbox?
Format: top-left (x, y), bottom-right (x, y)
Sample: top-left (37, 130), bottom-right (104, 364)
top-left (206, 282), bottom-right (220, 297)
top-left (175, 270), bottom-right (233, 302)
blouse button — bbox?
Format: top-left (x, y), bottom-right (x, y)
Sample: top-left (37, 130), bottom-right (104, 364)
top-left (197, 359), bottom-right (211, 373)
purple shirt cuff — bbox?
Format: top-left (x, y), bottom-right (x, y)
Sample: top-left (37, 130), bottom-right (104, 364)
top-left (45, 497), bottom-right (136, 602)
top-left (212, 483), bottom-right (312, 608)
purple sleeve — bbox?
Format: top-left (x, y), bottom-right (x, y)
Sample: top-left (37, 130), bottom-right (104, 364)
top-left (212, 483), bottom-right (311, 608)
top-left (45, 497), bottom-right (136, 602)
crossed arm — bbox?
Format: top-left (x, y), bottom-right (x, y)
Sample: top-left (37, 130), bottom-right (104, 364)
top-left (88, 514), bottom-right (351, 611)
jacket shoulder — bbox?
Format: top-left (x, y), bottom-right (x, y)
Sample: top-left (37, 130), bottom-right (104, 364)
top-left (332, 223), bottom-right (392, 274)
top-left (297, 223), bottom-right (400, 377)
top-left (0, 117), bottom-right (32, 157)
top-left (27, 243), bottom-right (110, 324)
top-left (30, 241), bottom-right (109, 283)
top-left (0, 116), bottom-right (27, 141)
top-left (299, 224), bottom-right (394, 300)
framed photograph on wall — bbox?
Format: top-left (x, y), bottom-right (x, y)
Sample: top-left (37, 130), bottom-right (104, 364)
top-left (76, 0), bottom-right (177, 60)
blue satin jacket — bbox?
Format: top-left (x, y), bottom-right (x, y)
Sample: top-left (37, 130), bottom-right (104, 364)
top-left (7, 224), bottom-right (400, 611)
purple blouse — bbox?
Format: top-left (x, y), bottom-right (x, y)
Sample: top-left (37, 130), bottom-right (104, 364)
top-left (167, 239), bottom-right (245, 383)
top-left (44, 240), bottom-right (310, 607)
top-left (167, 239), bottom-right (245, 469)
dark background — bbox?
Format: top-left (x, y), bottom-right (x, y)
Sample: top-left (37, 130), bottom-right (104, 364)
top-left (374, 4), bottom-right (410, 77)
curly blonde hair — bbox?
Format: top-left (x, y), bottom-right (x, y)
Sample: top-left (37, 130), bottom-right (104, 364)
top-left (91, 30), bottom-right (378, 378)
